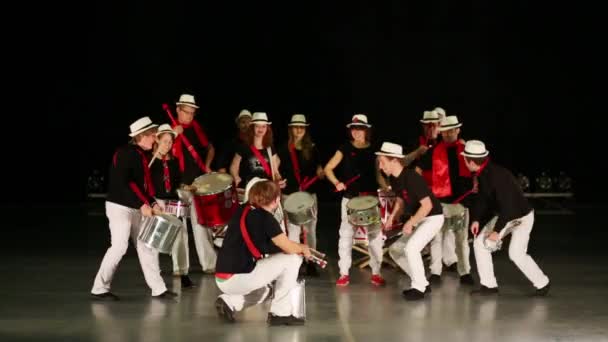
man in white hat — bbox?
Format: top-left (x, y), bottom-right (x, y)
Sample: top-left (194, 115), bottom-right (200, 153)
top-left (376, 142), bottom-right (445, 300)
top-left (91, 116), bottom-right (177, 300)
top-left (418, 116), bottom-right (475, 285)
top-left (405, 110), bottom-right (442, 174)
top-left (462, 140), bottom-right (550, 296)
top-left (172, 93), bottom-right (218, 274)
top-left (217, 109), bottom-right (252, 174)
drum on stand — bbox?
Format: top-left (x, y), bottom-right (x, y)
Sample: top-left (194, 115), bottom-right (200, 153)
top-left (346, 195), bottom-right (381, 246)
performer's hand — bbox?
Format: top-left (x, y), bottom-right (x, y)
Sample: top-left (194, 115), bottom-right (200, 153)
top-left (218, 168), bottom-right (227, 173)
top-left (384, 214), bottom-right (395, 230)
top-left (487, 231), bottom-right (499, 241)
top-left (152, 203), bottom-right (163, 215)
top-left (300, 244), bottom-right (312, 259)
top-left (418, 145), bottom-right (429, 155)
top-left (174, 125), bottom-right (184, 135)
top-left (470, 221), bottom-right (480, 237)
top-left (205, 163), bottom-right (213, 173)
top-left (335, 182), bottom-right (346, 192)
top-left (403, 220), bottom-right (414, 235)
top-left (278, 179), bottom-right (287, 189)
top-left (140, 204), bottom-right (153, 217)
top-left (234, 176), bottom-right (242, 187)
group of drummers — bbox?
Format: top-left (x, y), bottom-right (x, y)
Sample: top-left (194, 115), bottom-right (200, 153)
top-left (90, 93), bottom-right (551, 326)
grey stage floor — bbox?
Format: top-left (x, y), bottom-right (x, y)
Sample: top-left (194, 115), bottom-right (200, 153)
top-left (0, 201), bottom-right (606, 342)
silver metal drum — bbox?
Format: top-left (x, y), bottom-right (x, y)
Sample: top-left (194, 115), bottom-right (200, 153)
top-left (283, 191), bottom-right (316, 225)
top-left (138, 214), bottom-right (184, 254)
top-left (346, 196), bottom-right (381, 227)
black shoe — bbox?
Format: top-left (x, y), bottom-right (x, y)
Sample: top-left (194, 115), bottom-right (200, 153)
top-left (444, 263), bottom-right (458, 273)
top-left (181, 275), bottom-right (194, 288)
top-left (428, 274), bottom-right (442, 285)
top-left (91, 292), bottom-right (120, 301)
top-left (425, 285), bottom-right (432, 294)
top-left (460, 274), bottom-right (475, 285)
top-left (470, 285), bottom-right (499, 295)
top-left (305, 262), bottom-right (319, 277)
top-left (402, 288), bottom-right (426, 301)
top-left (215, 297), bottom-right (235, 323)
top-left (153, 290), bottom-right (178, 299)
top-left (267, 313), bottom-right (305, 326)
top-left (533, 282), bottom-right (551, 297)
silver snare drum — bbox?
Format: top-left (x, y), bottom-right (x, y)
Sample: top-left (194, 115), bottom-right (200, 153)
top-left (138, 214), bottom-right (184, 254)
top-left (164, 199), bottom-right (190, 218)
top-left (283, 192), bottom-right (316, 225)
top-left (346, 196), bottom-right (380, 227)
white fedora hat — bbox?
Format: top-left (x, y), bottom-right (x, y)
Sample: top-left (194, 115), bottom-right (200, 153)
top-left (346, 114), bottom-right (372, 128)
top-left (176, 94), bottom-right (199, 109)
top-left (438, 115), bottom-right (462, 131)
top-left (433, 107), bottom-right (446, 119)
top-left (420, 110), bottom-right (441, 123)
top-left (243, 177), bottom-right (266, 203)
top-left (288, 114), bottom-right (310, 126)
top-left (375, 142), bottom-right (405, 159)
top-left (235, 109), bottom-right (252, 123)
top-left (250, 112), bottom-right (272, 125)
top-left (129, 116), bottom-right (159, 137)
top-left (156, 123), bottom-right (177, 137)
top-left (461, 140), bottom-right (489, 158)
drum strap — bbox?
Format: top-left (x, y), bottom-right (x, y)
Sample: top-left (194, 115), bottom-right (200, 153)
top-left (250, 146), bottom-right (272, 178)
top-left (240, 206), bottom-right (263, 259)
top-left (162, 155), bottom-right (172, 193)
top-left (288, 144), bottom-right (302, 187)
top-left (133, 147), bottom-right (155, 197)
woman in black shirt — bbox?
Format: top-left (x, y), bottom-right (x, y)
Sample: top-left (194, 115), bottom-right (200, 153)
top-left (214, 180), bottom-right (311, 325)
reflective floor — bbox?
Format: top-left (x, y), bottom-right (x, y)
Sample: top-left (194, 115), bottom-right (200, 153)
top-left (0, 201), bottom-right (606, 341)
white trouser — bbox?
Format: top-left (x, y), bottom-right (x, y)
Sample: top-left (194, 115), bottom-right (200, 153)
top-left (430, 203), bottom-right (471, 276)
top-left (473, 210), bottom-right (549, 289)
top-left (283, 193), bottom-right (318, 250)
top-left (338, 197), bottom-right (384, 276)
top-left (189, 200), bottom-right (217, 272)
top-left (216, 253), bottom-right (303, 317)
top-left (389, 214), bottom-right (444, 292)
top-left (155, 199), bottom-right (190, 275)
top-left (92, 201), bottom-right (167, 296)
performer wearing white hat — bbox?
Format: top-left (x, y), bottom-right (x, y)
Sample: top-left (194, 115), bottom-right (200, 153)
top-left (91, 117), bottom-right (176, 300)
top-left (324, 114), bottom-right (388, 287)
top-left (278, 114), bottom-right (324, 276)
top-left (214, 179), bottom-right (311, 325)
top-left (418, 116), bottom-right (474, 285)
top-left (172, 94), bottom-right (218, 274)
top-left (377, 142), bottom-right (445, 300)
top-left (463, 140), bottom-right (550, 296)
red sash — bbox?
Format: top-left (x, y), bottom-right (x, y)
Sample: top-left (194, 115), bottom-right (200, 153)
top-left (240, 206), bottom-right (262, 259)
top-left (250, 146), bottom-right (272, 178)
top-left (133, 148), bottom-right (155, 197)
top-left (172, 120), bottom-right (209, 173)
top-left (162, 155), bottom-right (171, 193)
top-left (431, 141), bottom-right (471, 198)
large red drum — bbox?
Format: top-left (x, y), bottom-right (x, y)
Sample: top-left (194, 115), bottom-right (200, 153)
top-left (191, 173), bottom-right (238, 228)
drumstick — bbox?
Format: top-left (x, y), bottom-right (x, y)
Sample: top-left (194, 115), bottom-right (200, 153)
top-left (300, 175), bottom-right (319, 191)
top-left (333, 174), bottom-right (360, 192)
top-left (148, 153), bottom-right (158, 167)
top-left (310, 248), bottom-right (326, 259)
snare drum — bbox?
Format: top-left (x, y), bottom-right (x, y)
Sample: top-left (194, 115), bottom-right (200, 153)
top-left (283, 191), bottom-right (316, 225)
top-left (138, 214), bottom-right (184, 254)
top-left (346, 196), bottom-right (381, 227)
top-left (192, 173), bottom-right (239, 228)
top-left (164, 199), bottom-right (190, 218)
top-left (377, 189), bottom-right (396, 226)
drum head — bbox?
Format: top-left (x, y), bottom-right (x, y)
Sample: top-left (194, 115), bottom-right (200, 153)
top-left (193, 173), bottom-right (234, 195)
top-left (284, 192), bottom-right (314, 213)
top-left (346, 196), bottom-right (378, 210)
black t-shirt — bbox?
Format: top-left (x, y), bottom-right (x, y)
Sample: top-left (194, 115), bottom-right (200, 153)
top-left (179, 123), bottom-right (211, 185)
top-left (278, 144), bottom-right (322, 194)
top-left (149, 157), bottom-right (181, 200)
top-left (236, 144), bottom-right (277, 186)
top-left (216, 205), bottom-right (284, 274)
top-left (390, 168), bottom-right (443, 217)
top-left (338, 142), bottom-right (379, 198)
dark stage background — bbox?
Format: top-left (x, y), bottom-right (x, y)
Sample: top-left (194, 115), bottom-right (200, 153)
top-left (10, 1), bottom-right (597, 204)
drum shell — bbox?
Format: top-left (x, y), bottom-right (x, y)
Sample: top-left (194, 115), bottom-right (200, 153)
top-left (193, 184), bottom-right (238, 228)
top-left (346, 204), bottom-right (381, 227)
top-left (138, 214), bottom-right (183, 254)
top-left (164, 200), bottom-right (190, 218)
top-left (283, 192), bottom-right (316, 225)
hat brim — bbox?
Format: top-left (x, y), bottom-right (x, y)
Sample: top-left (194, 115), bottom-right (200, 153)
top-left (129, 124), bottom-right (159, 137)
top-left (243, 177), bottom-right (266, 203)
top-left (156, 130), bottom-right (177, 138)
top-left (235, 115), bottom-right (252, 123)
top-left (250, 120), bottom-right (272, 125)
top-left (346, 123), bottom-right (372, 128)
top-left (288, 122), bottom-right (310, 127)
top-left (420, 119), bottom-right (441, 123)
top-left (375, 151), bottom-right (405, 159)
top-left (176, 102), bottom-right (200, 109)
top-left (461, 150), bottom-right (489, 158)
top-left (438, 123), bottom-right (462, 132)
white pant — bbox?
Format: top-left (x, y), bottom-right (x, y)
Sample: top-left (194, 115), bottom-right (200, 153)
top-left (92, 201), bottom-right (168, 296)
top-left (473, 210), bottom-right (550, 289)
top-left (389, 214), bottom-right (444, 291)
top-left (189, 200), bottom-right (217, 272)
top-left (216, 253), bottom-right (303, 316)
top-left (155, 199), bottom-right (190, 275)
top-left (283, 194), bottom-right (318, 250)
top-left (338, 197), bottom-right (384, 275)
top-left (430, 203), bottom-right (471, 276)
